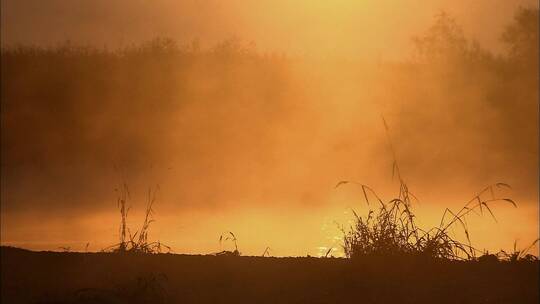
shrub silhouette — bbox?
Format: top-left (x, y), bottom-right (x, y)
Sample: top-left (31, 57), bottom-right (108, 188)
top-left (339, 179), bottom-right (519, 260)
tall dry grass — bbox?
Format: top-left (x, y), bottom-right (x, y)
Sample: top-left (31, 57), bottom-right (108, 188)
top-left (104, 183), bottom-right (170, 254)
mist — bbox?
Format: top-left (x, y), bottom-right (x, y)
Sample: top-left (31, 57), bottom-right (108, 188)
top-left (1, 2), bottom-right (538, 256)
top-left (1, 0), bottom-right (538, 57)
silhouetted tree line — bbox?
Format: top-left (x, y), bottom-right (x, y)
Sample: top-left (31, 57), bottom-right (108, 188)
top-left (376, 7), bottom-right (538, 180)
top-left (1, 35), bottom-right (294, 209)
top-left (1, 37), bottom-right (290, 161)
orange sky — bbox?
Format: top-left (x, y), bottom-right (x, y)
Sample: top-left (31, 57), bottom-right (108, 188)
top-left (1, 0), bottom-right (538, 257)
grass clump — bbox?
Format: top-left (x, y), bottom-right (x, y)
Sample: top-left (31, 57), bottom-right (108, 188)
top-left (104, 183), bottom-right (170, 254)
top-left (215, 231), bottom-right (241, 256)
top-left (493, 239), bottom-right (539, 262)
top-left (337, 178), bottom-right (527, 261)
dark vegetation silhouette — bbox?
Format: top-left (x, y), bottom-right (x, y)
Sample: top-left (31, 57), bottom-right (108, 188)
top-left (102, 183), bottom-right (171, 254)
top-left (1, 6), bottom-right (539, 304)
top-left (261, 246), bottom-right (271, 257)
top-left (216, 231), bottom-right (241, 256)
top-left (337, 161), bottom-right (538, 262)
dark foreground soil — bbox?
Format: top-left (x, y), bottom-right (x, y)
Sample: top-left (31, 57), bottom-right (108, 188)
top-left (1, 246), bottom-right (538, 304)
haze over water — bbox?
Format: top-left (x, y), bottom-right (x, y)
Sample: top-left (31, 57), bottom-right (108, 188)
top-left (1, 0), bottom-right (538, 257)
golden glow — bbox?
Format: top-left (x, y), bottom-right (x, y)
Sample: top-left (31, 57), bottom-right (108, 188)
top-left (1, 0), bottom-right (538, 258)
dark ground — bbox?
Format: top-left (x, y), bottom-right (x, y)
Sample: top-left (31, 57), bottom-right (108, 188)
top-left (1, 246), bottom-right (538, 304)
